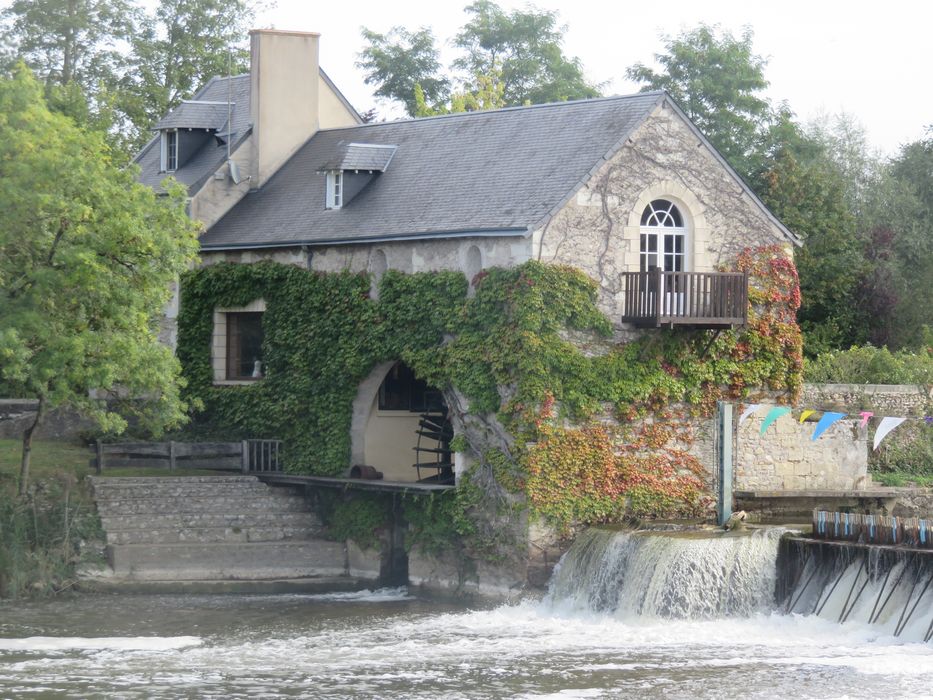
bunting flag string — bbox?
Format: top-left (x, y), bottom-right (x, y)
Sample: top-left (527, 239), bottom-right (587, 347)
top-left (736, 404), bottom-right (915, 450)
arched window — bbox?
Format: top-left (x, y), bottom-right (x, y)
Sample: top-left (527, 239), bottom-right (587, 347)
top-left (640, 199), bottom-right (686, 273)
top-left (464, 245), bottom-right (482, 286)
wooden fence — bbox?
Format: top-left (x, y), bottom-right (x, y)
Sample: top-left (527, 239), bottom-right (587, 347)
top-left (812, 509), bottom-right (933, 549)
top-left (91, 439), bottom-right (283, 474)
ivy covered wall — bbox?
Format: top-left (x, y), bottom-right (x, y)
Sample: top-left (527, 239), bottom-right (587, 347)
top-left (176, 245), bottom-right (801, 534)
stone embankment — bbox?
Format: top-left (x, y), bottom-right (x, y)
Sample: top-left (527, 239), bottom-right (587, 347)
top-left (84, 475), bottom-right (374, 592)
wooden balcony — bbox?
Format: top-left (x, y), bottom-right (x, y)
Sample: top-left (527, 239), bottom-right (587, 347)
top-left (620, 270), bottom-right (749, 328)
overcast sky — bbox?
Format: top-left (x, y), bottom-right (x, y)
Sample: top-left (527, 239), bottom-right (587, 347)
top-left (257, 0), bottom-right (930, 157)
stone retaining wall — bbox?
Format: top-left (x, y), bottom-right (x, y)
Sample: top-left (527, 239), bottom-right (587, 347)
top-left (0, 399), bottom-right (94, 440)
top-left (735, 383), bottom-right (931, 492)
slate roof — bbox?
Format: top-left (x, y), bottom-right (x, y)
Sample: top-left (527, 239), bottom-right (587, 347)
top-left (135, 74), bottom-right (252, 192)
top-left (134, 69), bottom-right (362, 195)
top-left (153, 100), bottom-right (232, 131)
top-left (201, 92), bottom-right (669, 249)
top-left (322, 143), bottom-right (397, 172)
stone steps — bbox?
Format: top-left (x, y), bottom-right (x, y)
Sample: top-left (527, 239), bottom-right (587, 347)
top-left (87, 476), bottom-right (362, 586)
top-left (107, 541), bottom-right (348, 580)
top-left (95, 493), bottom-right (311, 515)
top-left (91, 479), bottom-right (276, 500)
top-left (100, 510), bottom-right (319, 531)
top-left (104, 524), bottom-right (322, 545)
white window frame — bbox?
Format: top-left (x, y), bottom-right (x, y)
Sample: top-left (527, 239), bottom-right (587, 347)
top-left (639, 200), bottom-right (688, 273)
top-left (212, 300), bottom-right (267, 385)
top-left (161, 129), bottom-right (179, 172)
top-left (325, 170), bottom-right (343, 209)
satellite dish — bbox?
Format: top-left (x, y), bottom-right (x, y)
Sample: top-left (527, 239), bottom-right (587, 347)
top-left (228, 159), bottom-right (241, 185)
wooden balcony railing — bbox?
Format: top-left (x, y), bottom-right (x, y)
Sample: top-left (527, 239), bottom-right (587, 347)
top-left (620, 270), bottom-right (749, 328)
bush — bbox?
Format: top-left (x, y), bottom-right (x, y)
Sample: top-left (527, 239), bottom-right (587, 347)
top-left (805, 345), bottom-right (933, 385)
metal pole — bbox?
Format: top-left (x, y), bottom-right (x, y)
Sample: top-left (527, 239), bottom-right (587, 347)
top-left (717, 401), bottom-right (733, 527)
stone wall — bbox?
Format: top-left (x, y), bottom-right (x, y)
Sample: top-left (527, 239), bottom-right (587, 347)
top-left (534, 101), bottom-right (792, 321)
top-left (0, 400), bottom-right (94, 440)
top-left (735, 383), bottom-right (931, 492)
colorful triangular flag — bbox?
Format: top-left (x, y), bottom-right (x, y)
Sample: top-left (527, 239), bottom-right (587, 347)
top-left (761, 406), bottom-right (792, 435)
top-left (811, 412), bottom-right (847, 441)
top-left (799, 409), bottom-right (816, 423)
top-left (859, 411), bottom-right (874, 428)
top-left (873, 417), bottom-right (906, 450)
top-left (739, 404), bottom-right (761, 426)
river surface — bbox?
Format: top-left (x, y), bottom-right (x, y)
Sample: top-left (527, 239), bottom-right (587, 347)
top-left (2, 588), bottom-right (933, 699)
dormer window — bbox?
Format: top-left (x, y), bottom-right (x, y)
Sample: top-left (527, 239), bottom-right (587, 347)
top-left (161, 129), bottom-right (179, 172)
top-left (325, 170), bottom-right (343, 209)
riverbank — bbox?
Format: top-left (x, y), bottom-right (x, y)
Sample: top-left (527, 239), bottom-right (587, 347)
top-left (0, 439), bottom-right (104, 598)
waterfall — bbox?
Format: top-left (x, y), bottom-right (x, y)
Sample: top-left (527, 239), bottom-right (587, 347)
top-left (547, 527), bottom-right (784, 618)
top-left (779, 538), bottom-right (933, 641)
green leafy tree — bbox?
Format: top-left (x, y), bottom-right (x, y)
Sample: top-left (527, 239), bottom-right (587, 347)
top-left (0, 0), bottom-right (139, 150)
top-left (752, 111), bottom-right (865, 353)
top-left (0, 66), bottom-right (200, 495)
top-left (357, 26), bottom-right (449, 117)
top-left (359, 2), bottom-right (598, 117)
top-left (626, 24), bottom-right (771, 178)
top-left (452, 0), bottom-right (599, 106)
top-left (414, 65), bottom-right (506, 116)
top-left (122, 0), bottom-right (256, 149)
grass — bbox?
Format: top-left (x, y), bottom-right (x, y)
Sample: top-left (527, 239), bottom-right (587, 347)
top-left (0, 438), bottom-right (231, 598)
top-left (0, 438), bottom-right (231, 487)
top-left (872, 471), bottom-right (933, 488)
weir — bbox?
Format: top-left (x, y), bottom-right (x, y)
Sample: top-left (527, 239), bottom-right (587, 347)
top-left (547, 526), bottom-right (933, 642)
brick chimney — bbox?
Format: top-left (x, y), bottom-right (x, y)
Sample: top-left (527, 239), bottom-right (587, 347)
top-left (249, 29), bottom-right (320, 188)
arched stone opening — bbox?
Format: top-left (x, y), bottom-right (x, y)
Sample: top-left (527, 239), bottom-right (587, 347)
top-left (350, 361), bottom-right (452, 483)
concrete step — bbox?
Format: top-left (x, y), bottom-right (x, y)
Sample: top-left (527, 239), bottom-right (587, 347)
top-left (105, 524), bottom-right (322, 545)
top-left (95, 494), bottom-right (311, 516)
top-left (92, 482), bottom-right (279, 499)
top-left (100, 510), bottom-right (320, 532)
top-left (94, 481), bottom-right (282, 499)
top-left (91, 476), bottom-right (260, 485)
top-left (77, 576), bottom-right (375, 595)
top-left (108, 541), bottom-right (348, 580)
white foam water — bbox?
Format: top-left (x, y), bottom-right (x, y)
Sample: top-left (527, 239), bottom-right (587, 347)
top-left (546, 527), bottom-right (784, 618)
top-left (0, 636), bottom-right (202, 652)
top-left (2, 531), bottom-right (932, 699)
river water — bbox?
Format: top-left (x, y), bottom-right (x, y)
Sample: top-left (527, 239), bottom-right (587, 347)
top-left (2, 530), bottom-right (933, 699)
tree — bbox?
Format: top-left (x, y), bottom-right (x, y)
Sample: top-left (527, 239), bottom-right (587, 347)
top-left (414, 66), bottom-right (506, 116)
top-left (358, 1), bottom-right (599, 117)
top-left (0, 0), bottom-right (139, 149)
top-left (357, 26), bottom-right (449, 117)
top-left (453, 0), bottom-right (599, 106)
top-left (626, 24), bottom-right (771, 178)
top-left (753, 112), bottom-right (864, 353)
top-left (0, 65), bottom-right (200, 495)
top-left (122, 0), bottom-right (256, 149)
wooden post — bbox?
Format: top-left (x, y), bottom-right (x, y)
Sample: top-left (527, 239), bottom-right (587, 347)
top-left (96, 440), bottom-right (104, 474)
top-left (241, 440), bottom-right (249, 474)
top-left (169, 440), bottom-right (177, 471)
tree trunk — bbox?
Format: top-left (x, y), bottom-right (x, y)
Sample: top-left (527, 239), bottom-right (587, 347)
top-left (18, 396), bottom-right (46, 498)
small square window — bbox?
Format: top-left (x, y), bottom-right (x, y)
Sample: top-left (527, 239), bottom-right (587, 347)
top-left (226, 312), bottom-right (264, 380)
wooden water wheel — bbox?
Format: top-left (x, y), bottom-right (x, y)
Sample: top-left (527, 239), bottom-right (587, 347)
top-left (413, 409), bottom-right (454, 484)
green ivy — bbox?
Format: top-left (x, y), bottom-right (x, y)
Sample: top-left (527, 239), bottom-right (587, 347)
top-left (176, 252), bottom-right (801, 537)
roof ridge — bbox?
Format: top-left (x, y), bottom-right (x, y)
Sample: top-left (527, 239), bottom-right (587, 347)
top-left (315, 90), bottom-right (667, 132)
